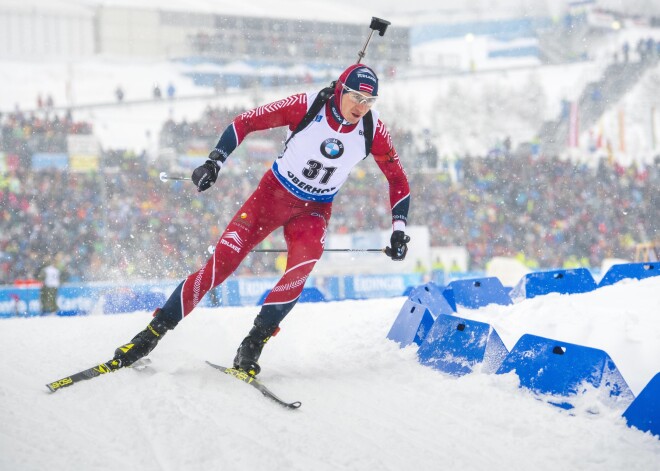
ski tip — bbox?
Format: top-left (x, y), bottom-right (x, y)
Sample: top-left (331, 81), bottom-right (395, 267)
top-left (206, 360), bottom-right (301, 409)
top-left (45, 377), bottom-right (73, 393)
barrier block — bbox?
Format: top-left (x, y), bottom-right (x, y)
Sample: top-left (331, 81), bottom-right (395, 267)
top-left (417, 314), bottom-right (509, 376)
top-left (386, 299), bottom-right (435, 347)
top-left (496, 334), bottom-right (634, 408)
top-left (299, 287), bottom-right (326, 303)
top-left (623, 372), bottom-right (660, 438)
top-left (257, 286), bottom-right (326, 305)
top-left (598, 262), bottom-right (660, 287)
top-left (407, 282), bottom-right (455, 317)
top-left (103, 291), bottom-right (139, 314)
top-left (442, 277), bottom-right (512, 310)
top-left (103, 290), bottom-right (167, 314)
top-left (56, 310), bottom-right (86, 317)
top-left (137, 292), bottom-right (167, 311)
top-left (510, 268), bottom-right (597, 300)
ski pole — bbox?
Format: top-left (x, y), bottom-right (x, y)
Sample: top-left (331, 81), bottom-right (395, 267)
top-left (251, 248), bottom-right (385, 253)
top-left (206, 246), bottom-right (384, 255)
top-left (159, 172), bottom-right (191, 182)
top-left (356, 17), bottom-right (391, 63)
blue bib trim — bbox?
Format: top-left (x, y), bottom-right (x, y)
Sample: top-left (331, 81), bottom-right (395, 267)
top-left (271, 162), bottom-right (336, 203)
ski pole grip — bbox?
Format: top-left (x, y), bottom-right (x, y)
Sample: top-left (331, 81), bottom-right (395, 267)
top-left (370, 17), bottom-right (391, 36)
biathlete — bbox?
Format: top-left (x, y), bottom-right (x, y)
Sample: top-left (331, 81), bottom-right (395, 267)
top-left (113, 63), bottom-right (411, 376)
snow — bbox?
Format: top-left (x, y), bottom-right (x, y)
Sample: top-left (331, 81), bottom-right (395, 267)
top-left (1, 277), bottom-right (659, 470)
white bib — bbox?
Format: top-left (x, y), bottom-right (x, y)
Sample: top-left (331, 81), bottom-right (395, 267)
top-left (272, 92), bottom-right (377, 202)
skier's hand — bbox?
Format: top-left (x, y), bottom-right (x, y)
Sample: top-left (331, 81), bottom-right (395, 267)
top-left (192, 159), bottom-right (221, 192)
top-left (385, 230), bottom-right (410, 261)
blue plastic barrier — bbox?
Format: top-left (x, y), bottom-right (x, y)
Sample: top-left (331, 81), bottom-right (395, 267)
top-left (442, 277), bottom-right (512, 310)
top-left (623, 372), bottom-right (660, 438)
top-left (510, 268), bottom-right (597, 300)
top-left (56, 310), bottom-right (87, 317)
top-left (406, 282), bottom-right (455, 317)
top-left (598, 262), bottom-right (660, 287)
top-left (257, 286), bottom-right (326, 305)
top-left (417, 314), bottom-right (509, 376)
top-left (0, 274), bottom-right (427, 317)
top-left (103, 290), bottom-right (168, 314)
top-left (496, 334), bottom-right (634, 408)
top-left (138, 292), bottom-right (167, 311)
top-left (298, 287), bottom-right (326, 303)
top-left (103, 291), bottom-right (140, 314)
top-left (386, 299), bottom-right (434, 347)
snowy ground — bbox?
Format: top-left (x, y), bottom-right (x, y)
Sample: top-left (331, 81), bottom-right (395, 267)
top-left (1, 277), bottom-right (659, 471)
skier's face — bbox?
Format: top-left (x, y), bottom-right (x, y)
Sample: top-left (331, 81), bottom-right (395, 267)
top-left (340, 87), bottom-right (375, 124)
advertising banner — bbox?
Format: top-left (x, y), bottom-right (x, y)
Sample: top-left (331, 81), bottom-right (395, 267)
top-left (67, 134), bottom-right (100, 172)
top-left (31, 152), bottom-right (68, 170)
top-left (0, 273), bottom-right (420, 318)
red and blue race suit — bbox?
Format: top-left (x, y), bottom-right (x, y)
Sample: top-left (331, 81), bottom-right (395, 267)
top-left (158, 91), bottom-right (410, 329)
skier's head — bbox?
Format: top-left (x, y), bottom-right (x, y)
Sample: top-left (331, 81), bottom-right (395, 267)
top-left (335, 64), bottom-right (378, 124)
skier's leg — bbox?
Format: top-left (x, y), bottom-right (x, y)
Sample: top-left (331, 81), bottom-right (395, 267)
top-left (114, 179), bottom-right (282, 366)
top-left (234, 212), bottom-right (328, 375)
top-left (157, 213), bottom-right (274, 326)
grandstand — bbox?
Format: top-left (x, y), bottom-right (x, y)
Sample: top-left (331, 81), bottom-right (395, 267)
top-left (1, 107), bottom-right (657, 284)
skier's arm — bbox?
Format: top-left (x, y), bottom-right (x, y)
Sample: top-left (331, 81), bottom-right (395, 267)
top-left (192, 94), bottom-right (308, 191)
top-left (371, 120), bottom-right (410, 231)
top-left (211, 94), bottom-right (308, 163)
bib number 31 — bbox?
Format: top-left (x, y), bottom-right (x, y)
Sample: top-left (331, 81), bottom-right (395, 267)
top-left (302, 159), bottom-right (337, 184)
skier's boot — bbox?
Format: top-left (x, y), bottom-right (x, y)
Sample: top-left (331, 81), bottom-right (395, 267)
top-left (114, 309), bottom-right (174, 366)
top-left (233, 321), bottom-right (279, 376)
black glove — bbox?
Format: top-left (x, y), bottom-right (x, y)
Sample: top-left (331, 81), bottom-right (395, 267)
top-left (385, 230), bottom-right (411, 261)
top-left (192, 159), bottom-right (221, 192)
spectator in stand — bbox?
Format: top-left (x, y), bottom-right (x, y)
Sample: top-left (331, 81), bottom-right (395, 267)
top-left (636, 39), bottom-right (646, 61)
top-left (646, 38), bottom-right (655, 59)
top-left (419, 129), bottom-right (439, 169)
top-left (38, 257), bottom-right (63, 314)
top-left (622, 41), bottom-right (630, 63)
top-left (167, 83), bottom-right (176, 99)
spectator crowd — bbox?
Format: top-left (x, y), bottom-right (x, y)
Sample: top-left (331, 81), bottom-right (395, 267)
top-left (1, 108), bottom-right (658, 285)
top-left (1, 110), bottom-right (92, 166)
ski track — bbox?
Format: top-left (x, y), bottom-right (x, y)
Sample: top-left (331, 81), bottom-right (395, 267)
top-left (1, 286), bottom-right (659, 470)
